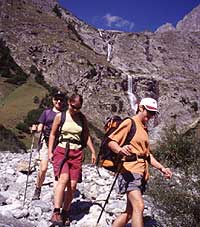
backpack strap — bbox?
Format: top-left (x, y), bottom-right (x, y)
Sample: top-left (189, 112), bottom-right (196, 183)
top-left (124, 117), bottom-right (136, 145)
top-left (52, 111), bottom-right (66, 150)
top-left (60, 111), bottom-right (66, 131)
top-left (79, 112), bottom-right (88, 149)
top-left (57, 111), bottom-right (66, 140)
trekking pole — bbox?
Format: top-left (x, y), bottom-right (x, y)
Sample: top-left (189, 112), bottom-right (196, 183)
top-left (23, 133), bottom-right (35, 206)
top-left (95, 161), bottom-right (123, 227)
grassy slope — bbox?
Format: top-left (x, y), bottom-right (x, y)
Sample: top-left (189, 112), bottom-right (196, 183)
top-left (0, 79), bottom-right (48, 128)
top-left (0, 78), bottom-right (18, 105)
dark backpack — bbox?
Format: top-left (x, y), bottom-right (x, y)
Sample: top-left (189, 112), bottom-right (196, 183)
top-left (97, 115), bottom-right (136, 173)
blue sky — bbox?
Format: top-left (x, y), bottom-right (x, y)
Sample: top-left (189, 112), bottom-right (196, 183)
top-left (58, 0), bottom-right (199, 32)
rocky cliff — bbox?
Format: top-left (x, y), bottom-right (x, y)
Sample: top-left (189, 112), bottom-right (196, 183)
top-left (0, 0), bottom-right (200, 142)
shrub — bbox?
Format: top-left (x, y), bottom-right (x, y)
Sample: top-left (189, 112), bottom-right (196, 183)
top-left (147, 172), bottom-right (200, 227)
top-left (16, 122), bottom-right (29, 133)
top-left (31, 65), bottom-right (59, 95)
top-left (0, 124), bottom-right (26, 152)
top-left (153, 125), bottom-right (199, 174)
top-left (16, 108), bottom-right (44, 133)
top-left (25, 108), bottom-right (44, 125)
top-left (35, 72), bottom-right (51, 91)
top-left (33, 96), bottom-right (40, 104)
top-left (5, 73), bottom-right (27, 85)
top-left (82, 121), bottom-right (103, 164)
top-left (0, 39), bottom-right (28, 85)
top-left (148, 125), bottom-right (200, 226)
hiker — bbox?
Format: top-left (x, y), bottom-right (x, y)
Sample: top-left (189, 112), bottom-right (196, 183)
top-left (31, 91), bottom-right (66, 200)
top-left (48, 94), bottom-right (96, 226)
top-left (108, 97), bottom-right (172, 227)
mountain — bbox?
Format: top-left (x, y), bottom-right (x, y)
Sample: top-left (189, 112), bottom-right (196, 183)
top-left (0, 0), bottom-right (200, 146)
top-left (176, 4), bottom-right (200, 33)
top-left (0, 2), bottom-right (199, 226)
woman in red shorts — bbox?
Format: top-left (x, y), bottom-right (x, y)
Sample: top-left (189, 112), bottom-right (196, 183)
top-left (48, 94), bottom-right (96, 226)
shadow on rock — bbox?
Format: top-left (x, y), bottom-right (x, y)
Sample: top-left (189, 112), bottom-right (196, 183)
top-left (125, 216), bottom-right (163, 227)
top-left (70, 200), bottom-right (94, 221)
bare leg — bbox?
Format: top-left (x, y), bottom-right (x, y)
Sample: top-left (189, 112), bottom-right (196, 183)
top-left (36, 159), bottom-right (48, 188)
top-left (53, 179), bottom-right (58, 192)
top-left (112, 190), bottom-right (144, 227)
top-left (128, 190), bottom-right (144, 227)
top-left (54, 173), bottom-right (69, 208)
top-left (112, 195), bottom-right (132, 227)
top-left (62, 180), bottom-right (77, 211)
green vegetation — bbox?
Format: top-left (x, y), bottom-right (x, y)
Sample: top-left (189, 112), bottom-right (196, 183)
top-left (30, 65), bottom-right (53, 92)
top-left (82, 121), bottom-right (103, 164)
top-left (16, 108), bottom-right (44, 133)
top-left (0, 124), bottom-right (26, 152)
top-left (153, 125), bottom-right (199, 174)
top-left (0, 40), bottom-right (50, 150)
top-left (0, 77), bottom-right (48, 150)
top-left (0, 39), bottom-right (27, 85)
top-left (0, 80), bottom-right (48, 128)
top-left (148, 172), bottom-right (200, 227)
top-left (148, 125), bottom-right (200, 227)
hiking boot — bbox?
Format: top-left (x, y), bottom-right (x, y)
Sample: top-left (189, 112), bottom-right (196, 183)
top-left (50, 211), bottom-right (63, 226)
top-left (61, 210), bottom-right (70, 226)
top-left (32, 187), bottom-right (41, 200)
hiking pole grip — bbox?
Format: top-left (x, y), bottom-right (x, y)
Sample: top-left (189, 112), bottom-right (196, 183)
top-left (23, 135), bottom-right (35, 207)
top-left (95, 161), bottom-right (123, 226)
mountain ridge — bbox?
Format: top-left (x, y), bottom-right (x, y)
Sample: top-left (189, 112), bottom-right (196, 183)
top-left (0, 0), bottom-right (200, 145)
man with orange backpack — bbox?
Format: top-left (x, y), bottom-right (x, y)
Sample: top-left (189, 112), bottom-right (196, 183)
top-left (107, 97), bottom-right (172, 227)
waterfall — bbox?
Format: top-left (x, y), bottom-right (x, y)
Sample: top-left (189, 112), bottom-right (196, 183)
top-left (127, 74), bottom-right (138, 114)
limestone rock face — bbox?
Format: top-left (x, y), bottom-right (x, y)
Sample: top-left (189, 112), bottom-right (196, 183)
top-left (176, 5), bottom-right (200, 33)
top-left (0, 0), bottom-right (200, 142)
top-left (155, 23), bottom-right (176, 33)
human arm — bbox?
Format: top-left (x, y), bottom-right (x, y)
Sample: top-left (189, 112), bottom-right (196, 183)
top-left (149, 153), bottom-right (172, 179)
top-left (36, 123), bottom-right (43, 132)
top-left (48, 113), bottom-right (61, 162)
top-left (31, 110), bottom-right (47, 134)
top-left (107, 118), bottom-right (133, 156)
top-left (108, 140), bottom-right (132, 156)
top-left (81, 113), bottom-right (96, 164)
top-left (31, 123), bottom-right (43, 133)
top-left (86, 136), bottom-right (96, 164)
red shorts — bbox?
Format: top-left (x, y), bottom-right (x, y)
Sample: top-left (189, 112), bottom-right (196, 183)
top-left (53, 146), bottom-right (83, 181)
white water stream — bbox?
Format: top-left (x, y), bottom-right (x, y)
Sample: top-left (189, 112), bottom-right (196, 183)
top-left (127, 74), bottom-right (138, 114)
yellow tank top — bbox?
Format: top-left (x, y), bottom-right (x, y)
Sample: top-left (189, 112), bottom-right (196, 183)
top-left (58, 111), bottom-right (83, 150)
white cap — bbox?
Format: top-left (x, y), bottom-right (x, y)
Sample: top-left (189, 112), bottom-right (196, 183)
top-left (139, 98), bottom-right (158, 112)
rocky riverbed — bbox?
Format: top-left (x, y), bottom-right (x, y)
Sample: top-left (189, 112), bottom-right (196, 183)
top-left (0, 151), bottom-right (165, 227)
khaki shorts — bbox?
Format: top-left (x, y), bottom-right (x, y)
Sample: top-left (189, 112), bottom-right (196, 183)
top-left (38, 141), bottom-right (49, 161)
top-left (118, 172), bottom-right (146, 194)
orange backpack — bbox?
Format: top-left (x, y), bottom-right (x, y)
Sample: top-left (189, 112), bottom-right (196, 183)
top-left (97, 115), bottom-right (136, 172)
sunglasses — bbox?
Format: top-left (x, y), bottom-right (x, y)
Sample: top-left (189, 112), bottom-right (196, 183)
top-left (70, 103), bottom-right (81, 110)
top-left (54, 97), bottom-right (64, 102)
top-left (146, 109), bottom-right (157, 116)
